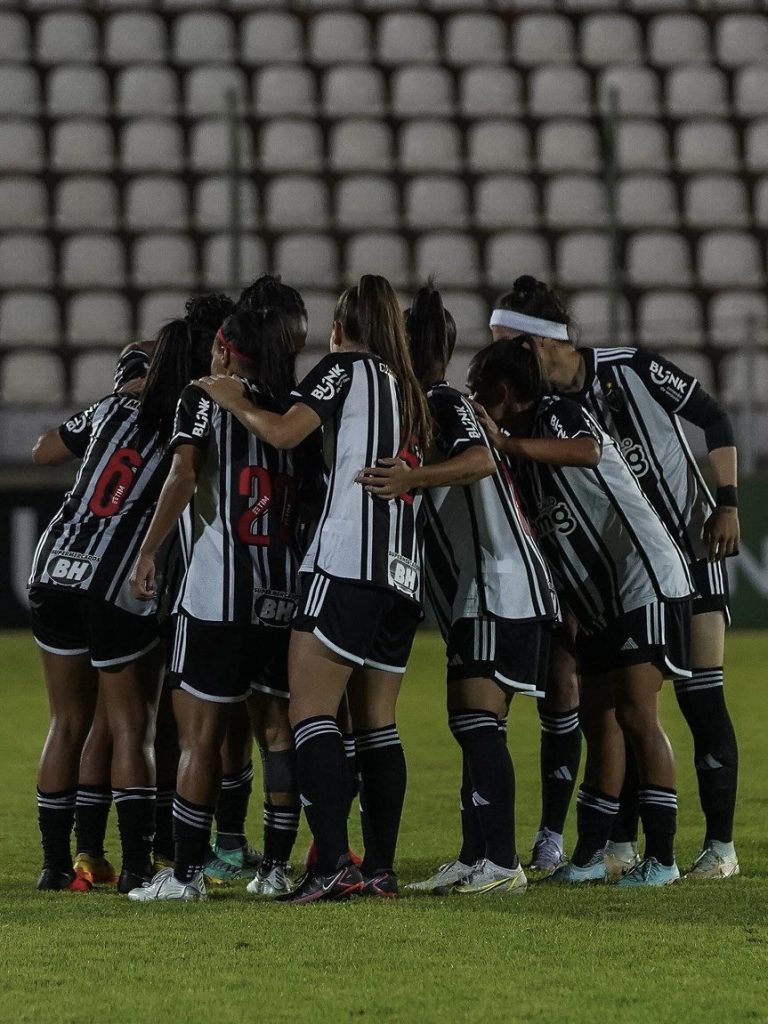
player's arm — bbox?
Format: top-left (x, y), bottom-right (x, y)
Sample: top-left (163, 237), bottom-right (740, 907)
top-left (472, 401), bottom-right (601, 467)
top-left (195, 375), bottom-right (322, 449)
top-left (33, 403), bottom-right (98, 465)
top-left (32, 429), bottom-right (76, 466)
top-left (357, 447), bottom-right (494, 499)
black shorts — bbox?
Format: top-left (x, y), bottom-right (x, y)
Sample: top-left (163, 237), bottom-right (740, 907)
top-left (690, 558), bottom-right (731, 623)
top-left (446, 617), bottom-right (551, 698)
top-left (29, 585), bottom-right (161, 669)
top-left (170, 612), bottom-right (290, 704)
top-left (576, 600), bottom-right (692, 679)
top-left (292, 572), bottom-right (421, 674)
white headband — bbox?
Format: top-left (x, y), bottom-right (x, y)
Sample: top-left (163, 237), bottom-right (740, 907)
top-left (489, 309), bottom-right (570, 341)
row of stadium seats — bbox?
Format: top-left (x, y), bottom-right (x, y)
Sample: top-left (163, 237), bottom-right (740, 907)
top-left (4, 0), bottom-right (763, 9)
top-left (2, 10), bottom-right (767, 68)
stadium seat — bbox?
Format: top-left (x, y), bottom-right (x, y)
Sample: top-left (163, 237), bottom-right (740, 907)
top-left (323, 67), bottom-right (385, 118)
top-left (468, 121), bottom-right (531, 174)
top-left (734, 65), bottom-right (768, 119)
top-left (684, 175), bottom-right (749, 229)
top-left (104, 13), bottom-right (167, 64)
top-left (329, 120), bottom-right (394, 172)
top-left (557, 232), bottom-right (611, 288)
top-left (36, 12), bottom-right (99, 64)
top-left (637, 291), bottom-right (704, 348)
top-left (716, 14), bottom-right (768, 67)
top-left (260, 120), bottom-right (323, 172)
top-left (311, 13), bottom-right (372, 65)
top-left (647, 15), bottom-right (710, 66)
top-left (755, 177), bottom-right (768, 229)
top-left (617, 175), bottom-right (678, 228)
top-left (596, 66), bottom-right (660, 117)
top-left (709, 291), bottom-right (768, 348)
top-left (0, 121), bottom-right (44, 173)
top-left (302, 291), bottom-right (337, 345)
top-left (61, 235), bottom-right (126, 289)
top-left (458, 67), bottom-right (523, 117)
top-left (414, 232), bottom-right (480, 287)
top-left (474, 176), bottom-right (538, 230)
top-left (698, 232), bottom-right (763, 288)
top-left (0, 67), bottom-right (40, 117)
top-left (580, 14), bottom-right (643, 66)
top-left (0, 235), bottom-right (54, 289)
top-left (137, 290), bottom-right (189, 340)
top-left (335, 177), bottom-right (399, 230)
top-left (345, 233), bottom-right (410, 287)
top-left (173, 13), bottom-right (235, 65)
top-left (485, 232), bottom-right (551, 289)
top-left (0, 13), bottom-right (30, 63)
top-left (55, 178), bottom-right (119, 231)
top-left (675, 121), bottom-right (739, 173)
top-left (132, 234), bottom-right (195, 289)
top-left (190, 120), bottom-right (252, 173)
top-left (391, 68), bottom-right (453, 118)
top-left (66, 293), bottom-right (132, 347)
top-left (440, 290), bottom-right (488, 347)
top-left (615, 120), bottom-right (670, 172)
top-left (444, 13), bottom-right (506, 65)
top-left (185, 67), bottom-right (247, 117)
top-left (121, 119), bottom-right (183, 173)
top-left (46, 66), bottom-right (109, 118)
top-left (545, 176), bottom-right (608, 228)
top-left (71, 352), bottom-right (121, 406)
top-left (663, 350), bottom-right (715, 395)
top-left (745, 120), bottom-right (768, 173)
top-left (0, 178), bottom-right (46, 231)
top-left (193, 177), bottom-right (258, 230)
top-left (0, 353), bottom-right (65, 405)
top-left (399, 121), bottom-right (461, 173)
top-left (666, 66), bottom-right (728, 118)
top-left (626, 232), bottom-right (693, 287)
top-left (513, 15), bottom-right (575, 65)
top-left (0, 294), bottom-right (60, 347)
top-left (52, 121), bottom-right (114, 174)
top-left (377, 13), bottom-right (438, 64)
top-left (115, 67), bottom-right (179, 117)
top-left (405, 178), bottom-right (468, 229)
top-left (265, 176), bottom-right (330, 230)
top-left (537, 121), bottom-right (600, 174)
top-left (570, 290), bottom-right (631, 346)
top-left (241, 13), bottom-right (303, 65)
top-left (720, 351), bottom-right (768, 405)
top-left (125, 177), bottom-right (188, 231)
top-left (529, 66), bottom-right (591, 118)
top-left (202, 234), bottom-right (267, 290)
top-left (258, 67), bottom-right (317, 117)
top-left (275, 234), bottom-right (339, 289)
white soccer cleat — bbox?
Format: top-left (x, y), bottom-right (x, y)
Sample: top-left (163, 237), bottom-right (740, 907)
top-left (405, 859), bottom-right (474, 894)
top-left (685, 842), bottom-right (740, 880)
top-left (127, 866), bottom-right (206, 902)
top-left (528, 828), bottom-right (566, 874)
top-left (246, 864), bottom-right (292, 897)
top-left (604, 840), bottom-right (641, 880)
top-left (454, 859), bottom-right (528, 896)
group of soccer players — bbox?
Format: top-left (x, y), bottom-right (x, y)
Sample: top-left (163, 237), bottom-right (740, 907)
top-left (28, 268), bottom-right (741, 902)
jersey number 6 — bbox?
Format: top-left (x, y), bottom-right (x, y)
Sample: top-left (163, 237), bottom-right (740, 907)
top-left (88, 447), bottom-right (142, 518)
top-left (237, 466), bottom-right (296, 546)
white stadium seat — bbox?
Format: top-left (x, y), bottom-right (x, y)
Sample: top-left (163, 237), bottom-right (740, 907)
top-left (405, 178), bottom-right (469, 229)
top-left (0, 67), bottom-right (40, 117)
top-left (474, 176), bottom-right (538, 230)
top-left (1, 353), bottom-right (65, 405)
top-left (265, 176), bottom-right (330, 230)
top-left (190, 120), bottom-right (253, 173)
top-left (55, 177), bottom-right (119, 231)
top-left (52, 121), bottom-right (114, 174)
top-left (580, 14), bottom-right (643, 67)
top-left (648, 14), bottom-right (710, 66)
top-left (125, 177), bottom-right (188, 231)
top-left (529, 66), bottom-right (591, 118)
top-left (36, 12), bottom-right (99, 64)
top-left (185, 67), bottom-right (247, 117)
top-left (137, 291), bottom-right (190, 340)
top-left (399, 121), bottom-right (461, 173)
top-left (570, 290), bottom-right (631, 346)
top-left (716, 14), bottom-right (768, 67)
top-left (0, 235), bottom-right (54, 289)
top-left (745, 120), bottom-right (768, 174)
top-left (0, 121), bottom-right (44, 172)
top-left (47, 66), bottom-right (109, 118)
top-left (121, 119), bottom-right (183, 173)
top-left (258, 67), bottom-right (317, 117)
top-left (666, 66), bottom-right (728, 118)
top-left (193, 178), bottom-right (258, 231)
top-left (709, 292), bottom-right (768, 348)
top-left (335, 177), bottom-right (399, 230)
top-left (377, 13), bottom-right (438, 64)
top-left (202, 235), bottom-right (267, 290)
top-left (459, 67), bottom-right (524, 117)
top-left (626, 232), bottom-right (693, 288)
top-left (0, 13), bottom-right (31, 63)
top-left (311, 13), bottom-right (372, 65)
top-left (71, 352), bottom-right (121, 406)
top-left (329, 120), bottom-right (394, 172)
top-left (597, 67), bottom-right (660, 117)
top-left (468, 121), bottom-right (531, 174)
top-left (697, 232), bottom-right (763, 288)
top-left (637, 292), bottom-right (704, 349)
top-left (414, 232), bottom-right (480, 287)
top-left (537, 121), bottom-right (600, 174)
top-left (557, 232), bottom-right (612, 288)
top-left (241, 13), bottom-right (303, 65)
top-left (616, 120), bottom-right (670, 172)
top-left (323, 67), bottom-right (385, 118)
top-left (513, 15), bottom-right (575, 65)
top-left (0, 294), bottom-right (60, 347)
top-left (104, 13), bottom-right (167, 64)
top-left (485, 232), bottom-right (552, 289)
top-left (115, 67), bottom-right (179, 117)
top-left (683, 176), bottom-right (749, 229)
top-left (345, 233), bottom-right (410, 287)
top-left (275, 234), bottom-right (339, 288)
top-left (545, 176), bottom-right (608, 229)
top-left (391, 68), bottom-right (453, 118)
top-left (734, 65), bottom-right (768, 119)
top-left (173, 13), bottom-right (235, 65)
top-left (675, 121), bottom-right (739, 173)
top-left (0, 178), bottom-right (46, 231)
top-left (61, 235), bottom-right (126, 289)
top-left (260, 120), bottom-right (323, 172)
top-left (131, 234), bottom-right (195, 289)
top-left (66, 293), bottom-right (132, 347)
top-left (617, 175), bottom-right (678, 228)
top-left (444, 13), bottom-right (506, 65)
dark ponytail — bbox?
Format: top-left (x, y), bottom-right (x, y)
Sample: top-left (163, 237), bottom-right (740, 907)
top-left (219, 308), bottom-right (297, 413)
top-left (468, 334), bottom-right (546, 405)
top-left (497, 274), bottom-right (572, 339)
top-left (335, 274), bottom-right (432, 449)
top-left (405, 278), bottom-right (457, 389)
top-left (237, 273), bottom-right (308, 352)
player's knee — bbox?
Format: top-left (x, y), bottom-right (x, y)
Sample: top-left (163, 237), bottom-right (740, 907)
top-left (261, 748), bottom-right (297, 794)
top-left (49, 712), bottom-right (92, 748)
top-left (615, 700), bottom-right (657, 741)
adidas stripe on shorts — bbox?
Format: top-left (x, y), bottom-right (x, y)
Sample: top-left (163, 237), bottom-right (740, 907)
top-left (575, 599), bottom-right (692, 678)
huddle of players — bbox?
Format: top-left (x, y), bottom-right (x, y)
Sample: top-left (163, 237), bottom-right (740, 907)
top-left (29, 270), bottom-right (740, 902)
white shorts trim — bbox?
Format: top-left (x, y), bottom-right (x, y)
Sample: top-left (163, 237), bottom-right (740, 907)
top-left (250, 682), bottom-right (289, 700)
top-left (312, 627), bottom-right (364, 666)
top-left (363, 657), bottom-right (407, 675)
top-left (665, 657), bottom-right (692, 680)
top-left (494, 670), bottom-right (545, 699)
top-left (91, 635), bottom-right (161, 669)
top-left (34, 639), bottom-right (90, 657)
top-left (179, 681), bottom-right (251, 704)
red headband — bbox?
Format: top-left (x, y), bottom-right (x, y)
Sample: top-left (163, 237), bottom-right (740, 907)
top-left (216, 326), bottom-right (253, 365)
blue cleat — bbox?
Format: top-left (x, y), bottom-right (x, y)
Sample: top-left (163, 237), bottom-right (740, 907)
top-left (540, 857), bottom-right (607, 885)
top-left (617, 857), bottom-right (680, 887)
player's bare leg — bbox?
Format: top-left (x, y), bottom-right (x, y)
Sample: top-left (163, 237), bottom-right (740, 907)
top-left (74, 687), bottom-right (118, 884)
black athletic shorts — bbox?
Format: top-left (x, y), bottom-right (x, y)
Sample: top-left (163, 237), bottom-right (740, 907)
top-left (29, 585), bottom-right (161, 669)
top-left (576, 599), bottom-right (692, 679)
top-left (445, 617), bottom-right (551, 698)
top-left (292, 572), bottom-right (421, 674)
top-left (169, 612), bottom-right (290, 703)
top-left (690, 558), bottom-right (731, 623)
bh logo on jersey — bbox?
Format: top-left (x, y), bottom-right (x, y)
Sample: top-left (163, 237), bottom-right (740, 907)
top-left (388, 552), bottom-right (419, 596)
top-left (620, 438), bottom-right (650, 478)
top-left (253, 590), bottom-right (297, 628)
top-left (311, 363), bottom-right (350, 401)
top-left (46, 552), bottom-right (96, 585)
top-left (535, 497), bottom-right (577, 539)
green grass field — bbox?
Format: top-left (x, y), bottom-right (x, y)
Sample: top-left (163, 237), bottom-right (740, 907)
top-left (1, 630), bottom-right (767, 1024)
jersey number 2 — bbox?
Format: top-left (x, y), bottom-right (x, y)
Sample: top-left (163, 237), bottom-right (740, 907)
top-left (237, 466), bottom-right (295, 546)
top-left (88, 448), bottom-right (142, 517)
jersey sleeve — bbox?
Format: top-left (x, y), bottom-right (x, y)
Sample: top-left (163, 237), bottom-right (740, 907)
top-left (58, 403), bottom-right (97, 458)
top-left (630, 349), bottom-right (699, 415)
top-left (170, 384), bottom-right (213, 452)
top-left (290, 353), bottom-right (354, 422)
top-left (542, 397), bottom-right (601, 442)
top-left (428, 389), bottom-right (488, 459)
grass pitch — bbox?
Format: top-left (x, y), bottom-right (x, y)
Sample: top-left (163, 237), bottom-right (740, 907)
top-left (1, 629), bottom-right (767, 1024)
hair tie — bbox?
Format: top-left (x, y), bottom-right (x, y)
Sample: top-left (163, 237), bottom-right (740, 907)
top-left (216, 326), bottom-right (254, 364)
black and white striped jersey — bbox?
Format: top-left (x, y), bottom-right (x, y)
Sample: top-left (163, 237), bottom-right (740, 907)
top-left (513, 395), bottom-right (693, 631)
top-left (292, 351), bottom-right (423, 604)
top-left (422, 382), bottom-right (557, 635)
top-left (29, 394), bottom-right (169, 617)
top-left (171, 381), bottom-right (307, 626)
top-left (573, 347), bottom-right (714, 563)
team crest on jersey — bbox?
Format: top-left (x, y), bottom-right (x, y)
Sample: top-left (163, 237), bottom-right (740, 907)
top-left (46, 552), bottom-right (98, 585)
top-left (311, 363), bottom-right (350, 401)
top-left (534, 497), bottom-right (577, 539)
top-left (253, 589), bottom-right (297, 627)
top-left (388, 552), bottom-right (419, 595)
top-left (620, 438), bottom-right (650, 478)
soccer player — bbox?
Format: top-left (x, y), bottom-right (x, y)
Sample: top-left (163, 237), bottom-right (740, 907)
top-left (28, 303), bottom-right (223, 893)
top-left (491, 277), bottom-right (741, 880)
top-left (194, 275), bottom-right (430, 903)
top-left (128, 307), bottom-right (310, 902)
top-left (470, 338), bottom-right (694, 886)
top-left (358, 283), bottom-right (558, 895)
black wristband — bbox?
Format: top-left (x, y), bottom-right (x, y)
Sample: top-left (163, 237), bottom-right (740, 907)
top-left (716, 485), bottom-right (738, 508)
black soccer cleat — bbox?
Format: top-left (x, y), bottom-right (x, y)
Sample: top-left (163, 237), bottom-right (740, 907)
top-left (36, 867), bottom-right (92, 892)
top-left (117, 862), bottom-right (154, 895)
top-left (275, 860), bottom-right (364, 905)
top-left (361, 870), bottom-right (399, 898)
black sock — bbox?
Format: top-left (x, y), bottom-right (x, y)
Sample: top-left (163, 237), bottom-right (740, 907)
top-left (37, 787), bottom-right (76, 873)
top-left (75, 784), bottom-right (112, 858)
top-left (153, 780), bottom-right (175, 862)
top-left (215, 761), bottom-right (253, 850)
top-left (572, 785), bottom-right (619, 867)
top-left (538, 705), bottom-right (581, 835)
top-left (355, 725), bottom-right (407, 875)
top-left (675, 669), bottom-right (738, 843)
top-left (458, 754), bottom-right (484, 866)
top-left (448, 710), bottom-right (517, 870)
top-left (294, 716), bottom-right (348, 874)
top-left (173, 794), bottom-right (213, 884)
top-left (639, 785), bottom-right (677, 866)
top-left (262, 802), bottom-right (300, 869)
top-left (113, 787), bottom-right (155, 875)
top-left (611, 748), bottom-right (640, 844)
top-left (341, 733), bottom-right (358, 818)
